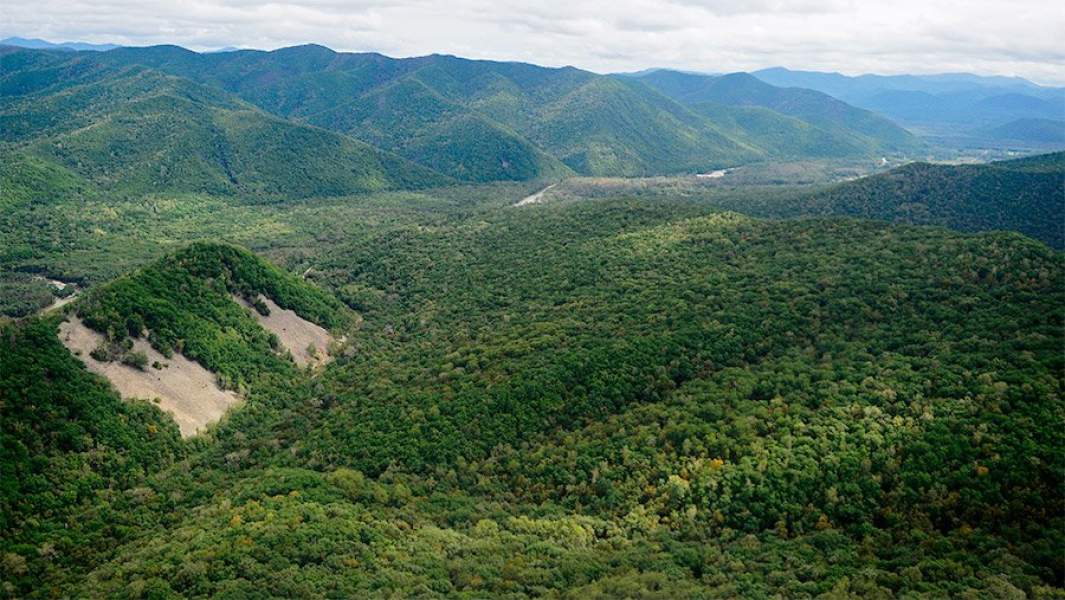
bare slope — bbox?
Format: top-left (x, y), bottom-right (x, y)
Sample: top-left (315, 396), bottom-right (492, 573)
top-left (59, 317), bottom-right (239, 437)
top-left (235, 295), bottom-right (334, 368)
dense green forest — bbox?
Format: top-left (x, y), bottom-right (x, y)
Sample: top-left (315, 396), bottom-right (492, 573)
top-left (785, 152), bottom-right (1065, 248)
top-left (539, 152), bottom-right (1065, 249)
top-left (2, 182), bottom-right (1062, 596)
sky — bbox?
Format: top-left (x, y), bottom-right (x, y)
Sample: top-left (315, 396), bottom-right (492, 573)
top-left (3, 0), bottom-right (1064, 85)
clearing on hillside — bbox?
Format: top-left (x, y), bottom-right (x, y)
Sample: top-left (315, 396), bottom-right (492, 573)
top-left (235, 294), bottom-right (335, 368)
top-left (58, 317), bottom-right (240, 437)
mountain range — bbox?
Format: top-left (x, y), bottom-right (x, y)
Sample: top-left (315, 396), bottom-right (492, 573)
top-left (2, 35), bottom-right (1060, 151)
top-left (2, 43), bottom-right (926, 186)
top-left (628, 70), bottom-right (919, 155)
top-left (0, 46), bottom-right (449, 199)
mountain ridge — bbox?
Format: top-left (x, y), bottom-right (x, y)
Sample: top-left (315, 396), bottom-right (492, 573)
top-left (0, 36), bottom-right (123, 52)
top-left (0, 47), bottom-right (451, 199)
top-left (69, 44), bottom-right (921, 178)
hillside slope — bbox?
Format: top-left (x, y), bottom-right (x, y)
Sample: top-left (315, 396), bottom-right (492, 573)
top-left (977, 118), bottom-right (1065, 145)
top-left (0, 48), bottom-right (449, 199)
top-left (785, 152), bottom-right (1065, 248)
top-left (72, 242), bottom-right (352, 389)
top-left (690, 101), bottom-right (871, 158)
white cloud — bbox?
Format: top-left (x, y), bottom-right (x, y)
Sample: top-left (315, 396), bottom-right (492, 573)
top-left (2, 0), bottom-right (1063, 84)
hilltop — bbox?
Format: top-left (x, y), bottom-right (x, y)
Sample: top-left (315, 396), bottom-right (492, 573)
top-left (72, 241), bottom-right (351, 386)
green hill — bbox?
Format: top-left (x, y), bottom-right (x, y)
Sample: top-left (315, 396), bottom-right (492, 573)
top-left (0, 48), bottom-right (449, 200)
top-left (785, 152), bottom-right (1065, 248)
top-left (73, 242), bottom-right (352, 385)
top-left (634, 70), bottom-right (921, 153)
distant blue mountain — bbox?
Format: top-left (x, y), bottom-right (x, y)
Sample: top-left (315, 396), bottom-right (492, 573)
top-left (752, 67), bottom-right (1054, 99)
top-left (751, 67), bottom-right (1065, 148)
top-left (0, 36), bottom-right (122, 52)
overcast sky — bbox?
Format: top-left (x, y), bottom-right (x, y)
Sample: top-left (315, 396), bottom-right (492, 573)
top-left (3, 0), bottom-right (1064, 85)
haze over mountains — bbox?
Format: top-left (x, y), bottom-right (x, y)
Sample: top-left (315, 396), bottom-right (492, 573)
top-left (753, 67), bottom-right (1065, 148)
top-left (0, 36), bottom-right (123, 52)
top-left (628, 70), bottom-right (919, 156)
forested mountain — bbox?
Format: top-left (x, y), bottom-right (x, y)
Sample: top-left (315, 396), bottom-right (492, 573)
top-left (0, 47), bottom-right (449, 199)
top-left (84, 44), bottom-right (758, 177)
top-left (689, 102), bottom-right (872, 158)
top-left (631, 70), bottom-right (920, 154)
top-left (0, 43), bottom-right (925, 180)
top-left (0, 33), bottom-right (1063, 600)
top-left (2, 191), bottom-right (1062, 597)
